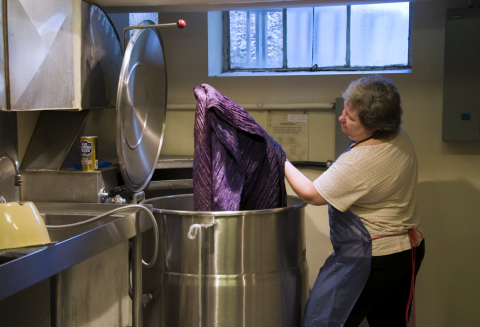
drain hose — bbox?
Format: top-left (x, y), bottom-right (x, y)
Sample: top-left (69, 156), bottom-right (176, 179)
top-left (46, 204), bottom-right (159, 268)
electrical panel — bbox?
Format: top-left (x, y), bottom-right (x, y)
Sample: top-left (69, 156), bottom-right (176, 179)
top-left (443, 8), bottom-right (480, 140)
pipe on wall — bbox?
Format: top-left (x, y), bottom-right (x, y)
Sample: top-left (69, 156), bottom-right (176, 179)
top-left (167, 103), bottom-right (334, 111)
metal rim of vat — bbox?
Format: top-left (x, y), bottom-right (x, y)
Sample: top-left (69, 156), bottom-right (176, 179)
top-left (143, 194), bottom-right (307, 217)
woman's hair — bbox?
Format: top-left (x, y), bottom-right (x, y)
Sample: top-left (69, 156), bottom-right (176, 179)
top-left (342, 74), bottom-right (403, 139)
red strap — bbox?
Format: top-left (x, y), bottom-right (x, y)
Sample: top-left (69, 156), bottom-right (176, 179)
top-left (367, 228), bottom-right (424, 327)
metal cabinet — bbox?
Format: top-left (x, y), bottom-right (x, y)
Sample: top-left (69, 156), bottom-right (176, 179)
top-left (443, 7), bottom-right (480, 141)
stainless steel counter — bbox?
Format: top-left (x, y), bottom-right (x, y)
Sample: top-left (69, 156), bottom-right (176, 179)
top-left (148, 155), bottom-right (194, 192)
top-left (156, 155), bottom-right (193, 169)
top-left (0, 202), bottom-right (153, 301)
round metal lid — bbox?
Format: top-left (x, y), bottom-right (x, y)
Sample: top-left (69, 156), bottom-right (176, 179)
top-left (116, 21), bottom-right (167, 193)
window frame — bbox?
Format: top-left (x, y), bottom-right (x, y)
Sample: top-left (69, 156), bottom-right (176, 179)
top-left (222, 4), bottom-right (413, 74)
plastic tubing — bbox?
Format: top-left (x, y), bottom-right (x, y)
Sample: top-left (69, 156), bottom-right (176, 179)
top-left (46, 205), bottom-right (159, 268)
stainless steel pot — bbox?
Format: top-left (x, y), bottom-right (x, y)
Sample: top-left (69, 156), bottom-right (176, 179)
top-left (140, 194), bottom-right (309, 327)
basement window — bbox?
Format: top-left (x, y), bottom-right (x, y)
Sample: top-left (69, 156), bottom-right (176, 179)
top-left (209, 2), bottom-right (412, 76)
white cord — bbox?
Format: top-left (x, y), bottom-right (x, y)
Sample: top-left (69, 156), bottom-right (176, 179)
top-left (46, 204), bottom-right (159, 268)
top-left (188, 220), bottom-right (215, 327)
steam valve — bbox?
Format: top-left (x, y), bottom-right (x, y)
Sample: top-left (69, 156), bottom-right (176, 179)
top-left (100, 187), bottom-right (126, 204)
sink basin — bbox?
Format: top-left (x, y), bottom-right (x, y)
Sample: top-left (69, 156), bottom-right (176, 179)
top-left (0, 201), bottom-right (153, 301)
top-left (0, 202), bottom-right (134, 264)
top-left (35, 202), bottom-right (142, 241)
top-left (44, 212), bottom-right (129, 242)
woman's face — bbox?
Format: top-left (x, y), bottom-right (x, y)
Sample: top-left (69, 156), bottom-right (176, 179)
top-left (339, 102), bottom-right (374, 142)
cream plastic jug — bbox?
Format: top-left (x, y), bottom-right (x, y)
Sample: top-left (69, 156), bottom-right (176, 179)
top-left (0, 202), bottom-right (51, 251)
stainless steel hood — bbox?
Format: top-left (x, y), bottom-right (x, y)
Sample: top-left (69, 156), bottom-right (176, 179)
top-left (0, 0), bottom-right (123, 111)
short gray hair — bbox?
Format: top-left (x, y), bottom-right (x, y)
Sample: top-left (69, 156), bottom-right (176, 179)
top-left (342, 75), bottom-right (402, 139)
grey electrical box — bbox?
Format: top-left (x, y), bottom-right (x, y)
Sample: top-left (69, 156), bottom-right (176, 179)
top-left (442, 8), bottom-right (480, 141)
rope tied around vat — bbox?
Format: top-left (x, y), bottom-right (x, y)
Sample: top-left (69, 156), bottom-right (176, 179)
top-left (187, 219), bottom-right (215, 327)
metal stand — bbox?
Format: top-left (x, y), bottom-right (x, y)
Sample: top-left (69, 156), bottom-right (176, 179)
top-left (131, 191), bottom-right (145, 327)
top-left (132, 223), bottom-right (143, 327)
top-left (50, 272), bottom-right (64, 327)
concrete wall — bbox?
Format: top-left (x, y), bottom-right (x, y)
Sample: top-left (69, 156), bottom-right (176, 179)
top-left (13, 0), bottom-right (480, 326)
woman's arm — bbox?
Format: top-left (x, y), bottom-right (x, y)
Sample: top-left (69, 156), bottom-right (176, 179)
top-left (285, 160), bottom-right (329, 206)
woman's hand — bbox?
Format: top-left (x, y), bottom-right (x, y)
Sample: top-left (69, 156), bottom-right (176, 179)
top-left (284, 160), bottom-right (329, 206)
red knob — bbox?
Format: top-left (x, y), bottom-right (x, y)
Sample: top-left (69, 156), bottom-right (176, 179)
top-left (177, 19), bottom-right (186, 29)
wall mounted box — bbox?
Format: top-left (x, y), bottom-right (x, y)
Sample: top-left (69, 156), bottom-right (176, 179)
top-left (442, 7), bottom-right (480, 141)
top-left (22, 166), bottom-right (118, 203)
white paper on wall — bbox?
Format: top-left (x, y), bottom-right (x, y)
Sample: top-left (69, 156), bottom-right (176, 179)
top-left (267, 113), bottom-right (308, 161)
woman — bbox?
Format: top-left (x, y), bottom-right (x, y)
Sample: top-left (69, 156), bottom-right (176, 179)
top-left (285, 75), bottom-right (425, 327)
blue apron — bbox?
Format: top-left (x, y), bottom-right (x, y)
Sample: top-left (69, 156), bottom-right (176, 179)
top-left (302, 142), bottom-right (373, 327)
top-left (302, 202), bottom-right (372, 327)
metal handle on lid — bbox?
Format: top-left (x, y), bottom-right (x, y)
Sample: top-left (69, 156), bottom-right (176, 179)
top-left (123, 19), bottom-right (186, 52)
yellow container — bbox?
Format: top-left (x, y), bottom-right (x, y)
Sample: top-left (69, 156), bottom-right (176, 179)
top-left (0, 202), bottom-right (52, 251)
top-left (81, 136), bottom-right (98, 171)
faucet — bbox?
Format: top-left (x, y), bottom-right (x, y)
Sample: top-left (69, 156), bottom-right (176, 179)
top-left (0, 154), bottom-right (23, 202)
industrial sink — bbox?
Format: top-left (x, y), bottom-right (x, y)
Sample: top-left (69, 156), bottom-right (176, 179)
top-left (0, 202), bottom-right (153, 301)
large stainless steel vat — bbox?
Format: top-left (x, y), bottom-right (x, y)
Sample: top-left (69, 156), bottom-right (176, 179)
top-left (140, 194), bottom-right (309, 327)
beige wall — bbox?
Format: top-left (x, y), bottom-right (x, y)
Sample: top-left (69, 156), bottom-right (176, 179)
top-left (154, 1), bottom-right (480, 326)
top-left (15, 0), bottom-right (480, 325)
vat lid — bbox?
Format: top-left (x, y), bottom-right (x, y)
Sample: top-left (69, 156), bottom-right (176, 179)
top-left (116, 20), bottom-right (167, 193)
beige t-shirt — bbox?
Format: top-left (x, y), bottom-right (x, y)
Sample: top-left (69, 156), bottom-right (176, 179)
top-left (314, 127), bottom-right (423, 256)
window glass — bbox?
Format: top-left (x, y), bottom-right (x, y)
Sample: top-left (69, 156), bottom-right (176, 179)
top-left (267, 10), bottom-right (284, 68)
top-left (230, 10), bottom-right (283, 69)
top-left (313, 6), bottom-right (347, 67)
top-left (350, 3), bottom-right (410, 67)
top-left (225, 2), bottom-right (411, 73)
top-left (230, 11), bottom-right (252, 68)
top-left (286, 8), bottom-right (313, 68)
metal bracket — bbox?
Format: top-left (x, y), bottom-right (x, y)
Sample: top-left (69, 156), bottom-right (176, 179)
top-left (123, 20), bottom-right (186, 52)
top-left (257, 102), bottom-right (264, 114)
top-left (142, 293), bottom-right (153, 307)
top-left (130, 191), bottom-right (145, 205)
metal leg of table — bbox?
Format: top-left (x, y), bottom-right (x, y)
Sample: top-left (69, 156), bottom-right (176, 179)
top-left (132, 212), bottom-right (143, 327)
top-left (51, 272), bottom-right (64, 327)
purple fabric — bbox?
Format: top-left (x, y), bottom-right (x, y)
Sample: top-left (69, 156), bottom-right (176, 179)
top-left (193, 84), bottom-right (287, 211)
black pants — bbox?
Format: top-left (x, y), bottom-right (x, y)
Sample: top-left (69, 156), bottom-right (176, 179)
top-left (344, 240), bottom-right (425, 327)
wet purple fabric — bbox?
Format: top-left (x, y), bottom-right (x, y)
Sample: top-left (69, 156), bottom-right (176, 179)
top-left (193, 84), bottom-right (287, 211)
